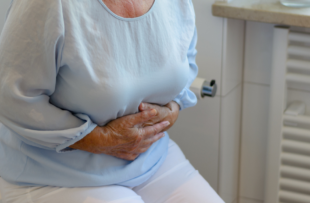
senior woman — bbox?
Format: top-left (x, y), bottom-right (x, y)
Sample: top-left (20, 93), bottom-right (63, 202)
top-left (0, 0), bottom-right (224, 202)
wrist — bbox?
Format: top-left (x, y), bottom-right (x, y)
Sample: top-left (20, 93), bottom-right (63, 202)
top-left (70, 126), bottom-right (105, 152)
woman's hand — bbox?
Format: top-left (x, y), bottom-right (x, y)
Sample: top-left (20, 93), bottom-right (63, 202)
top-left (70, 109), bottom-right (170, 161)
top-left (138, 101), bottom-right (180, 132)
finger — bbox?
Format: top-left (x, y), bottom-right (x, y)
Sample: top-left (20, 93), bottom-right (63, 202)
top-left (116, 152), bottom-right (139, 161)
top-left (140, 104), bottom-right (170, 123)
top-left (139, 103), bottom-right (157, 111)
top-left (140, 132), bottom-right (165, 148)
top-left (136, 147), bottom-right (150, 154)
top-left (142, 122), bottom-right (154, 127)
top-left (121, 146), bottom-right (149, 154)
top-left (128, 109), bottom-right (158, 126)
top-left (140, 121), bottom-right (170, 139)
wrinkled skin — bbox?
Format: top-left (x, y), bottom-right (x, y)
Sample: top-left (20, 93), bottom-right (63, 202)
top-left (70, 101), bottom-right (180, 160)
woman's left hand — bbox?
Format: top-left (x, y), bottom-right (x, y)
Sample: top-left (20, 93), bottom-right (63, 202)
top-left (138, 101), bottom-right (180, 132)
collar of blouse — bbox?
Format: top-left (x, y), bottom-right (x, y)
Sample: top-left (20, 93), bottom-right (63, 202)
top-left (101, 0), bottom-right (155, 18)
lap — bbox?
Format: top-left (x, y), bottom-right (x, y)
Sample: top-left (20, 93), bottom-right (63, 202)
top-left (0, 182), bottom-right (143, 203)
top-left (0, 139), bottom-right (224, 203)
top-left (132, 139), bottom-right (224, 203)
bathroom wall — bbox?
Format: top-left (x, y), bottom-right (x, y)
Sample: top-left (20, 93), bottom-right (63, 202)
top-left (239, 21), bottom-right (275, 203)
top-left (239, 21), bottom-right (310, 203)
top-left (218, 18), bottom-right (244, 203)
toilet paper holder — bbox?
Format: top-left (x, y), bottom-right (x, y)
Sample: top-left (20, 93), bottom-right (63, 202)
top-left (190, 78), bottom-right (217, 99)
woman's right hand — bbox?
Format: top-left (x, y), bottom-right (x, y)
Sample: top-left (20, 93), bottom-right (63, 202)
top-left (70, 109), bottom-right (169, 160)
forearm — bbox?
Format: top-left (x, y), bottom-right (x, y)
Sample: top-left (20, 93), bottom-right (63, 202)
top-left (69, 126), bottom-right (107, 154)
top-left (68, 109), bottom-right (168, 160)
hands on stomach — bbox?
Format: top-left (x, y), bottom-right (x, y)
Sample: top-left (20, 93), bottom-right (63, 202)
top-left (70, 101), bottom-right (180, 160)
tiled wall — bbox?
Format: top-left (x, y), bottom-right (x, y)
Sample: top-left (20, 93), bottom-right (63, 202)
top-left (239, 21), bottom-right (275, 203)
top-left (239, 21), bottom-right (310, 203)
top-left (218, 19), bottom-right (244, 203)
top-left (219, 83), bottom-right (242, 203)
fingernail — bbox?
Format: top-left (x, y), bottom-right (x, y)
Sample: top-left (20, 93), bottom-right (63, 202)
top-left (140, 103), bottom-right (144, 109)
top-left (163, 121), bottom-right (170, 126)
top-left (150, 109), bottom-right (157, 116)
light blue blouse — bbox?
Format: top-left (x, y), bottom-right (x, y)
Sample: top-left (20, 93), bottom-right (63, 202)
top-left (0, 0), bottom-right (198, 187)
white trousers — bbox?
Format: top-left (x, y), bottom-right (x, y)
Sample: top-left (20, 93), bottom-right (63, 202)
top-left (0, 140), bottom-right (224, 203)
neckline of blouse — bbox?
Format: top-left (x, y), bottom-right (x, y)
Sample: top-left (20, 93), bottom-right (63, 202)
top-left (97, 0), bottom-right (158, 22)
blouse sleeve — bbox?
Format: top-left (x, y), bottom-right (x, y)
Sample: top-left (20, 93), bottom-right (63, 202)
top-left (173, 26), bottom-right (199, 111)
top-left (0, 0), bottom-right (97, 153)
